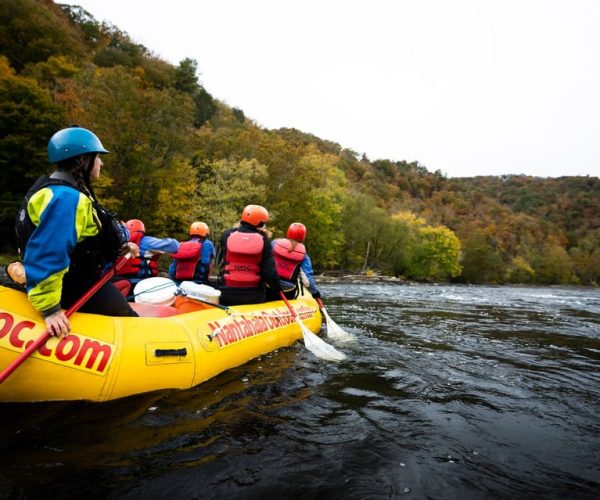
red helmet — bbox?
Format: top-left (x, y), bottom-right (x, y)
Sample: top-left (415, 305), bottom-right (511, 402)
top-left (286, 222), bottom-right (307, 242)
top-left (126, 219), bottom-right (145, 235)
top-left (189, 221), bottom-right (209, 237)
top-left (241, 204), bottom-right (269, 227)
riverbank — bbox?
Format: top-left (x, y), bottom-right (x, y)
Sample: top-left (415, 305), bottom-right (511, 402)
top-left (316, 272), bottom-right (599, 287)
top-left (316, 272), bottom-right (408, 284)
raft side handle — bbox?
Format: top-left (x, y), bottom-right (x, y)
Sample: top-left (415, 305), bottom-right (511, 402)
top-left (154, 348), bottom-right (187, 357)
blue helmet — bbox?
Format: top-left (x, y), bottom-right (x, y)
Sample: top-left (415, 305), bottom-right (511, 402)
top-left (47, 126), bottom-right (109, 163)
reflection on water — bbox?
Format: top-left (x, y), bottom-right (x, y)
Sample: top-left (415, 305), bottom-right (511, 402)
top-left (1, 285), bottom-right (599, 499)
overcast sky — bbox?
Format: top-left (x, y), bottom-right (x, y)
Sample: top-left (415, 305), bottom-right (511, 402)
top-left (63, 0), bottom-right (599, 178)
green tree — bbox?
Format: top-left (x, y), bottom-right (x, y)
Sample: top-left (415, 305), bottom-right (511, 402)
top-left (174, 58), bottom-right (199, 94)
top-left (341, 191), bottom-right (389, 270)
top-left (411, 225), bottom-right (462, 280)
top-left (382, 212), bottom-right (462, 280)
top-left (232, 107), bottom-right (245, 123)
top-left (93, 24), bottom-right (147, 69)
top-left (505, 255), bottom-right (536, 283)
top-left (65, 66), bottom-right (195, 233)
top-left (0, 56), bottom-right (64, 250)
top-left (533, 238), bottom-right (576, 284)
top-left (22, 56), bottom-right (80, 93)
top-left (60, 4), bottom-right (107, 49)
top-left (270, 148), bottom-right (347, 268)
top-left (153, 157), bottom-right (200, 239)
top-left (0, 0), bottom-right (84, 71)
top-left (461, 230), bottom-right (504, 283)
top-left (140, 57), bottom-right (175, 90)
top-left (570, 231), bottom-right (600, 285)
top-left (195, 158), bottom-right (269, 242)
top-left (382, 211), bottom-right (424, 277)
top-left (174, 58), bottom-right (216, 127)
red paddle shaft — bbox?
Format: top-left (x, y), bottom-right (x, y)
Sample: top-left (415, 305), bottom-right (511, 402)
top-left (0, 255), bottom-right (130, 384)
top-left (279, 291), bottom-right (298, 318)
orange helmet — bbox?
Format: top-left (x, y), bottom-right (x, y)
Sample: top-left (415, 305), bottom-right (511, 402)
top-left (286, 222), bottom-right (307, 242)
top-left (189, 221), bottom-right (209, 237)
top-left (126, 219), bottom-right (145, 235)
top-left (241, 204), bottom-right (269, 227)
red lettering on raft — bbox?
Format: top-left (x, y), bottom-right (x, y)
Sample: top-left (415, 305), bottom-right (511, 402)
top-left (0, 310), bottom-right (113, 374)
top-left (207, 306), bottom-right (317, 348)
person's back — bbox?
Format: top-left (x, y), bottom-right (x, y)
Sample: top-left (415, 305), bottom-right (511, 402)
top-left (217, 205), bottom-right (280, 306)
top-left (270, 222), bottom-right (322, 301)
top-left (271, 238), bottom-right (306, 299)
top-left (169, 221), bottom-right (215, 284)
top-left (117, 219), bottom-right (179, 282)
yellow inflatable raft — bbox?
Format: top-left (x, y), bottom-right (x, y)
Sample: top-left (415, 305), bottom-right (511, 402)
top-left (0, 285), bottom-right (321, 403)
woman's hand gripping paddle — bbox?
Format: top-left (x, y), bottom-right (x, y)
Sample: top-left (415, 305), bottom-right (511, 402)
top-left (0, 254), bottom-right (131, 384)
top-left (280, 292), bottom-right (346, 361)
top-left (316, 298), bottom-right (354, 341)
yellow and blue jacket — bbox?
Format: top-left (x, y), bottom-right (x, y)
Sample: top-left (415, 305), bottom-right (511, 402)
top-left (18, 177), bottom-right (100, 317)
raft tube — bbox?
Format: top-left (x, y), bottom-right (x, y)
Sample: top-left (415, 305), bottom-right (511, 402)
top-left (0, 285), bottom-right (321, 403)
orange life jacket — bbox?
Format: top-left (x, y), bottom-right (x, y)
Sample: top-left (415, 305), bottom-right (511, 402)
top-left (171, 240), bottom-right (202, 280)
top-left (273, 239), bottom-right (306, 280)
top-left (223, 231), bottom-right (264, 288)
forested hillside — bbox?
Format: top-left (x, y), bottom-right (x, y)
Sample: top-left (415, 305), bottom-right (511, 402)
top-left (1, 0), bottom-right (599, 285)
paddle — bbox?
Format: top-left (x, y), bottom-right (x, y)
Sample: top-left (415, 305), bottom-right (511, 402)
top-left (0, 254), bottom-right (131, 384)
top-left (316, 298), bottom-right (354, 341)
top-left (280, 292), bottom-right (346, 361)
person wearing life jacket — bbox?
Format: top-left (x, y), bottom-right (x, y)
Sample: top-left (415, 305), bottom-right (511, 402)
top-left (14, 126), bottom-right (139, 337)
top-left (169, 221), bottom-right (215, 284)
top-left (116, 218), bottom-right (180, 284)
top-left (268, 222), bottom-right (323, 301)
top-left (217, 205), bottom-right (281, 306)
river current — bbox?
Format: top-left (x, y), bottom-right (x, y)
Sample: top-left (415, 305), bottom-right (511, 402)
top-left (1, 284), bottom-right (599, 499)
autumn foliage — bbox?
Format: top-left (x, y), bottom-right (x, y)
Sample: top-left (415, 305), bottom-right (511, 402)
top-left (0, 1), bottom-right (598, 285)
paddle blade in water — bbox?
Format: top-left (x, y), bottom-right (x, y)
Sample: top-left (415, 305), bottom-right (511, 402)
top-left (297, 319), bottom-right (346, 361)
top-left (323, 308), bottom-right (354, 341)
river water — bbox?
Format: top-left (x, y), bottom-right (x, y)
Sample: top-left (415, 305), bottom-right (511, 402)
top-left (1, 284), bottom-right (599, 499)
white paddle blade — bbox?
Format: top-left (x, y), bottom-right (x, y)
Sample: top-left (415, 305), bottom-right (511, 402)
top-left (323, 308), bottom-right (354, 341)
top-left (297, 319), bottom-right (346, 361)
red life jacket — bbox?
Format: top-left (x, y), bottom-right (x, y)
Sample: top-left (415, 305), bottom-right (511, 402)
top-left (171, 240), bottom-right (202, 280)
top-left (273, 239), bottom-right (306, 280)
top-left (117, 232), bottom-right (159, 277)
top-left (223, 231), bottom-right (264, 288)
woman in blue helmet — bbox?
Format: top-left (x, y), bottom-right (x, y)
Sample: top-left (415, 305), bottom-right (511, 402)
top-left (15, 126), bottom-right (139, 337)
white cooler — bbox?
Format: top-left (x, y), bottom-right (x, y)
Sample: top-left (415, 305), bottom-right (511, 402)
top-left (180, 281), bottom-right (221, 304)
top-left (133, 277), bottom-right (178, 306)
